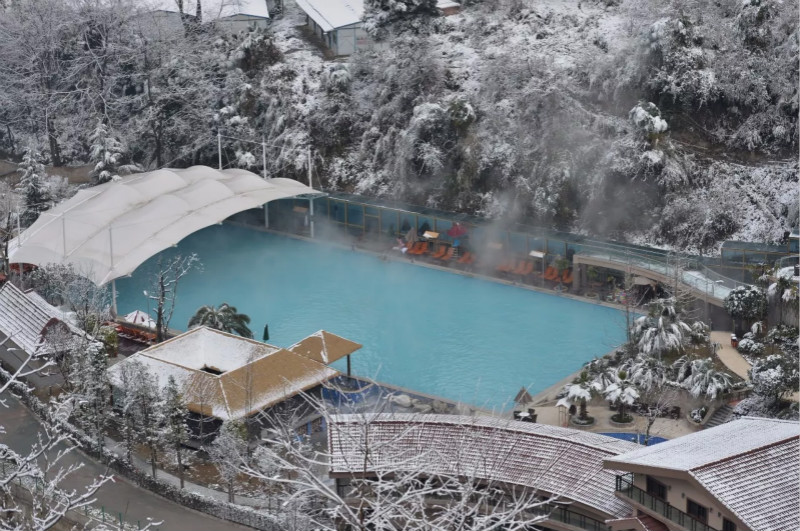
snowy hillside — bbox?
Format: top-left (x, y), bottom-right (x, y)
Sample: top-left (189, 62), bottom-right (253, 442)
top-left (0, 0), bottom-right (796, 253)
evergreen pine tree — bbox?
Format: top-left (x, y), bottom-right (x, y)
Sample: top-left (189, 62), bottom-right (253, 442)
top-left (16, 147), bottom-right (50, 227)
top-left (88, 120), bottom-right (140, 184)
top-left (73, 342), bottom-right (111, 453)
top-left (163, 375), bottom-right (191, 489)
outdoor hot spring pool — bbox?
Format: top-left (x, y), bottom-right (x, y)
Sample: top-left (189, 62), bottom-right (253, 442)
top-left (115, 224), bottom-right (626, 410)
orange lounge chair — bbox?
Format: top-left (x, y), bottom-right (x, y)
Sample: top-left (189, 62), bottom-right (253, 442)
top-left (439, 247), bottom-right (456, 261)
top-left (542, 266), bottom-right (559, 280)
top-left (407, 242), bottom-right (423, 254)
top-left (520, 261), bottom-right (534, 276)
top-left (512, 260), bottom-right (531, 275)
top-left (409, 242), bottom-right (429, 255)
top-left (430, 246), bottom-right (448, 259)
top-left (457, 251), bottom-right (472, 264)
top-left (562, 269), bottom-right (574, 284)
top-left (497, 259), bottom-right (517, 273)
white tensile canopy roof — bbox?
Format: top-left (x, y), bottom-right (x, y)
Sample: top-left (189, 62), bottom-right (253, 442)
top-left (9, 166), bottom-right (322, 285)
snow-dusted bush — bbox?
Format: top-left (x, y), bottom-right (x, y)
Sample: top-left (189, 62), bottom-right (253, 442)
top-left (737, 338), bottom-right (765, 356)
top-left (690, 406), bottom-right (707, 423)
top-left (724, 285), bottom-right (767, 322)
top-left (750, 353), bottom-right (799, 405)
top-left (629, 101), bottom-right (668, 136)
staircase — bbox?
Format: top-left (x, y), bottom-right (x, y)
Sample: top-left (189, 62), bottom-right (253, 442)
top-left (705, 404), bottom-right (734, 428)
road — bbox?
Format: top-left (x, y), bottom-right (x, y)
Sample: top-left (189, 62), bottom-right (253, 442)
top-left (1, 396), bottom-right (251, 531)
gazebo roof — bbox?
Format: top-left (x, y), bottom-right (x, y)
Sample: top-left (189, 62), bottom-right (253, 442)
top-left (9, 166), bottom-right (321, 285)
top-left (107, 327), bottom-right (346, 420)
top-left (288, 330), bottom-right (362, 364)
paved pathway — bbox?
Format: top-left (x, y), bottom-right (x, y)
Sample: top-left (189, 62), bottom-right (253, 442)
top-left (1, 397), bottom-right (251, 531)
top-left (710, 331), bottom-right (752, 380)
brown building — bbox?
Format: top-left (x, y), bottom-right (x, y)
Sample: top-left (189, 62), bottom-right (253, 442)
top-left (604, 417), bottom-right (800, 531)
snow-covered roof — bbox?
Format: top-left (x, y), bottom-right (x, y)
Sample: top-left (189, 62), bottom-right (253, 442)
top-left (288, 330), bottom-right (361, 364)
top-left (108, 327), bottom-right (354, 420)
top-left (146, 0), bottom-right (269, 20)
top-left (9, 166), bottom-right (321, 285)
top-left (604, 417), bottom-right (799, 471)
top-left (295, 0), bottom-right (363, 32)
top-left (0, 282), bottom-right (84, 356)
top-left (605, 417), bottom-right (800, 531)
top-left (329, 414), bottom-right (638, 518)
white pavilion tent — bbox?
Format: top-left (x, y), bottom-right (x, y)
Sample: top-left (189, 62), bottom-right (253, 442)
top-left (9, 166), bottom-right (322, 289)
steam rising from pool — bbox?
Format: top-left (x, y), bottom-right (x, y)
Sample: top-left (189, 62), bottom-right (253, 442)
top-left (115, 225), bottom-right (626, 411)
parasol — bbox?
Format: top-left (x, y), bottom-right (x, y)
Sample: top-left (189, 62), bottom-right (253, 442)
top-left (446, 223), bottom-right (468, 238)
top-left (124, 310), bottom-right (155, 328)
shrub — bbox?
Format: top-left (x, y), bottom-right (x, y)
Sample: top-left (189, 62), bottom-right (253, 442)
top-left (724, 285), bottom-right (767, 321)
top-left (737, 338), bottom-right (765, 356)
top-left (690, 406), bottom-right (708, 423)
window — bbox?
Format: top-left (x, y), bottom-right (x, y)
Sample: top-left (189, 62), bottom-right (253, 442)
top-left (646, 476), bottom-right (667, 501)
top-left (722, 518), bottom-right (737, 531)
top-left (686, 499), bottom-right (708, 523)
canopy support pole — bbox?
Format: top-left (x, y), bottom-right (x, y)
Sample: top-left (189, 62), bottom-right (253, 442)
top-left (346, 354), bottom-right (351, 377)
top-left (217, 130), bottom-right (222, 170)
top-left (109, 227), bottom-right (117, 316)
top-left (261, 135), bottom-right (267, 178)
top-left (111, 279), bottom-right (118, 317)
top-left (264, 203), bottom-right (269, 228)
top-left (307, 146), bottom-right (315, 238)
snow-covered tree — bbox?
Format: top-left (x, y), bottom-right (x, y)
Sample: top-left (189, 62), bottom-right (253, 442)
top-left (631, 298), bottom-right (692, 359)
top-left (163, 375), bottom-right (191, 489)
top-left (565, 372), bottom-right (602, 423)
top-left (602, 374), bottom-right (640, 422)
top-left (88, 120), bottom-right (140, 184)
top-left (750, 354), bottom-right (799, 406)
top-left (16, 147), bottom-right (50, 228)
top-left (673, 356), bottom-right (734, 399)
top-left (147, 254), bottom-right (200, 342)
top-left (724, 285), bottom-right (767, 331)
top-left (70, 342), bottom-right (111, 452)
top-left (0, 334), bottom-right (108, 531)
top-left (208, 420), bottom-right (249, 503)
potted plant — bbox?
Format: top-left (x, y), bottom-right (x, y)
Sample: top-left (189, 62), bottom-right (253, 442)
top-left (553, 257), bottom-right (571, 292)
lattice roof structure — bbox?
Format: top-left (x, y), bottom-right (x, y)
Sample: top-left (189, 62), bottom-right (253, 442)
top-left (328, 413), bottom-right (638, 519)
top-left (9, 166), bottom-right (321, 285)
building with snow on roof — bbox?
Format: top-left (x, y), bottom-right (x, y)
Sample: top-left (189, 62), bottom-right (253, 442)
top-left (107, 326), bottom-right (361, 437)
top-left (141, 0), bottom-right (272, 34)
top-left (295, 0), bottom-right (460, 56)
top-left (0, 282), bottom-right (94, 388)
top-left (604, 416), bottom-right (800, 531)
top-left (295, 0), bottom-right (370, 56)
top-left (329, 413), bottom-right (639, 529)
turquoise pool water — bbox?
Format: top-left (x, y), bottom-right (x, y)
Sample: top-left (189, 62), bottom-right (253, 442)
top-left (115, 224), bottom-right (626, 410)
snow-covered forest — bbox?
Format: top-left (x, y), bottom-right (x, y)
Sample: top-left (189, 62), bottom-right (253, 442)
top-left (0, 0), bottom-right (797, 252)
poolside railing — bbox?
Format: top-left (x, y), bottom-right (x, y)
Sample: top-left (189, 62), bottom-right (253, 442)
top-left (246, 193), bottom-right (775, 301)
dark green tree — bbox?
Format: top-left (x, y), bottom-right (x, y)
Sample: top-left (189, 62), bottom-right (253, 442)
top-left (188, 303), bottom-right (253, 338)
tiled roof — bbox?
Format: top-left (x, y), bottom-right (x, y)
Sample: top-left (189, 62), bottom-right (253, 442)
top-left (605, 417), bottom-right (800, 531)
top-left (604, 417), bottom-right (799, 471)
top-left (0, 282), bottom-right (82, 355)
top-left (329, 414), bottom-right (638, 518)
top-left (691, 437), bottom-right (799, 531)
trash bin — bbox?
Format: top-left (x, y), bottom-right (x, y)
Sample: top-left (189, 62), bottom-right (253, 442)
top-left (731, 334), bottom-right (738, 348)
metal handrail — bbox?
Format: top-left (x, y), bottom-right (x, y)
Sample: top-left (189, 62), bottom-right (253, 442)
top-left (615, 475), bottom-right (720, 531)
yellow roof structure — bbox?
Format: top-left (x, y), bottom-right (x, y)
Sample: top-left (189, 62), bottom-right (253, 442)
top-left (108, 327), bottom-right (360, 420)
top-left (288, 330), bottom-right (362, 364)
